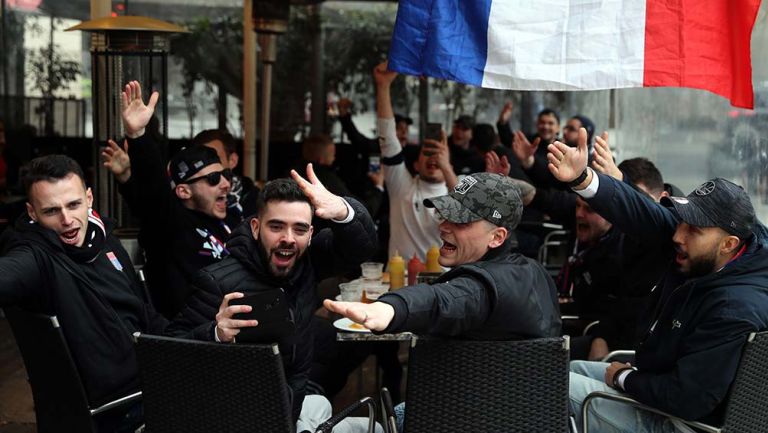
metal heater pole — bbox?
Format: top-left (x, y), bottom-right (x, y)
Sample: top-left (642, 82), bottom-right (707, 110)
top-left (258, 33), bottom-right (276, 182)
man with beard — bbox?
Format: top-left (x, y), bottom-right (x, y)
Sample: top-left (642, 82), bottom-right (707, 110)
top-left (374, 61), bottom-right (457, 261)
top-left (108, 81), bottom-right (233, 318)
top-left (166, 167), bottom-right (378, 432)
top-left (549, 129), bottom-right (768, 431)
top-left (0, 155), bottom-right (169, 432)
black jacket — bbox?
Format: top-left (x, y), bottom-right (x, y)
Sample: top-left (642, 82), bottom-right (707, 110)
top-left (378, 239), bottom-right (561, 339)
top-left (0, 214), bottom-right (168, 407)
top-left (586, 173), bottom-right (768, 423)
top-left (166, 197), bottom-right (377, 423)
top-left (121, 133), bottom-right (232, 318)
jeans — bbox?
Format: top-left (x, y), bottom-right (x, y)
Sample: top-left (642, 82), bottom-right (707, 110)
top-left (569, 361), bottom-right (693, 433)
top-left (297, 395), bottom-right (383, 433)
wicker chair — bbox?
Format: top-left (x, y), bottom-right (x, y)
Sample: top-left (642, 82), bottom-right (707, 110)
top-left (134, 333), bottom-right (376, 433)
top-left (3, 306), bottom-right (142, 433)
top-left (383, 336), bottom-right (571, 433)
top-left (582, 331), bottom-right (768, 433)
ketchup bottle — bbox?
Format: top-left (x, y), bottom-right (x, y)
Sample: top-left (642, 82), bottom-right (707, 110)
top-left (408, 254), bottom-right (426, 286)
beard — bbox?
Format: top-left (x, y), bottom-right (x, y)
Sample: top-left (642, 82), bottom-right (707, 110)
top-left (679, 248), bottom-right (719, 278)
top-left (255, 236), bottom-right (306, 278)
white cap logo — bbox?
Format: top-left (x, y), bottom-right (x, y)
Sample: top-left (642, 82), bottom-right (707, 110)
top-left (672, 198), bottom-right (689, 204)
top-left (695, 181), bottom-right (716, 196)
top-left (454, 176), bottom-right (477, 195)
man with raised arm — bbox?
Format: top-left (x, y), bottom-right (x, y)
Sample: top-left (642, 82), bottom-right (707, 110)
top-left (549, 128), bottom-right (768, 431)
top-left (374, 61), bottom-right (457, 261)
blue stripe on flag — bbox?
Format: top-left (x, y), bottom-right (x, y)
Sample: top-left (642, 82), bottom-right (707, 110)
top-left (389, 0), bottom-right (494, 86)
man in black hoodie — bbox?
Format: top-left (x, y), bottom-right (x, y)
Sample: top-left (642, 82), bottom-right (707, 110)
top-left (166, 167), bottom-right (378, 432)
top-left (0, 155), bottom-right (168, 432)
top-left (113, 81), bottom-right (233, 318)
top-left (549, 128), bottom-right (768, 431)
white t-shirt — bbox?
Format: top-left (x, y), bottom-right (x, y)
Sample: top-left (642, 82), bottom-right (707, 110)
top-left (378, 118), bottom-right (447, 261)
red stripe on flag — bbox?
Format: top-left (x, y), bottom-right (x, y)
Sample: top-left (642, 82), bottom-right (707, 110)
top-left (643, 0), bottom-right (761, 108)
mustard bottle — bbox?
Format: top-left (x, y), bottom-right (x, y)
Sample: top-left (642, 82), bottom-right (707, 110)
top-left (388, 251), bottom-right (405, 290)
top-left (426, 245), bottom-right (441, 273)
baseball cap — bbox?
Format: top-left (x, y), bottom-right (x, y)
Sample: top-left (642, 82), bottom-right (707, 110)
top-left (394, 114), bottom-right (413, 126)
top-left (453, 115), bottom-right (475, 130)
top-left (424, 173), bottom-right (523, 230)
top-left (661, 178), bottom-right (755, 239)
top-left (168, 146), bottom-right (221, 187)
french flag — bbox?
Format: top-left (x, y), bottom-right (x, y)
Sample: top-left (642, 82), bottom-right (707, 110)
top-left (388, 0), bottom-right (762, 108)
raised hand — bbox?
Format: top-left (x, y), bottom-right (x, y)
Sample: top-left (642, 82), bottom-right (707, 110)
top-left (547, 127), bottom-right (590, 184)
top-left (485, 151), bottom-right (511, 176)
top-left (425, 131), bottom-right (458, 190)
top-left (373, 61), bottom-right (398, 87)
top-left (291, 163), bottom-right (349, 221)
top-left (215, 292), bottom-right (259, 343)
top-left (102, 139), bottom-right (131, 184)
top-left (498, 101), bottom-right (513, 124)
top-left (322, 299), bottom-right (395, 332)
top-left (121, 80), bottom-right (159, 139)
top-left (591, 132), bottom-right (623, 181)
top-left (512, 130), bottom-right (541, 169)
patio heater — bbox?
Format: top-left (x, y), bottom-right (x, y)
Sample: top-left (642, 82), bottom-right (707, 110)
top-left (253, 0), bottom-right (289, 181)
top-left (66, 16), bottom-right (186, 222)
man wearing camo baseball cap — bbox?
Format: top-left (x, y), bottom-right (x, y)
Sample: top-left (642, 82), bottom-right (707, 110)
top-left (325, 170), bottom-right (560, 340)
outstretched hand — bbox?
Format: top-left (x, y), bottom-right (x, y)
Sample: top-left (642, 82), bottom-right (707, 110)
top-left (591, 132), bottom-right (622, 181)
top-left (547, 127), bottom-right (589, 184)
top-left (323, 299), bottom-right (395, 332)
top-left (485, 151), bottom-right (511, 176)
top-left (512, 131), bottom-right (540, 169)
top-left (121, 80), bottom-right (159, 139)
top-left (102, 139), bottom-right (131, 184)
top-left (291, 163), bottom-right (349, 221)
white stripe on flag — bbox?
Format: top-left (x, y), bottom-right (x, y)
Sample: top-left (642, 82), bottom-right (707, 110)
top-left (482, 0), bottom-right (647, 90)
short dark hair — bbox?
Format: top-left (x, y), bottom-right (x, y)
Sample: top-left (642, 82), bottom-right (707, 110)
top-left (192, 129), bottom-right (237, 156)
top-left (618, 157), bottom-right (665, 195)
top-left (537, 108), bottom-right (560, 124)
top-left (22, 155), bottom-right (86, 196)
top-left (471, 123), bottom-right (498, 152)
top-left (254, 178), bottom-right (314, 217)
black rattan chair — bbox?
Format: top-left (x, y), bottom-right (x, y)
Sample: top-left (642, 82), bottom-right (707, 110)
top-left (383, 336), bottom-right (571, 433)
top-left (134, 333), bottom-right (376, 433)
top-left (582, 331), bottom-right (768, 433)
top-left (3, 306), bottom-right (142, 433)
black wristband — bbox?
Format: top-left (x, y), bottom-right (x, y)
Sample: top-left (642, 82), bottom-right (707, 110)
top-left (568, 169), bottom-right (589, 188)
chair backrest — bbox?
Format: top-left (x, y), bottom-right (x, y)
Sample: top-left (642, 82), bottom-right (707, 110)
top-left (720, 331), bottom-right (768, 432)
top-left (134, 333), bottom-right (294, 433)
top-left (3, 306), bottom-right (96, 433)
top-left (403, 336), bottom-right (570, 433)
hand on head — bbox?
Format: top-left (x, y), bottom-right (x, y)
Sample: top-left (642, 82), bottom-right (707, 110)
top-left (121, 80), bottom-right (159, 139)
top-left (323, 299), bottom-right (395, 332)
top-left (215, 292), bottom-right (259, 343)
top-left (290, 163), bottom-right (348, 221)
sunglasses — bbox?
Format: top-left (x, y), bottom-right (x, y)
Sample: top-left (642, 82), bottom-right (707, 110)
top-left (183, 168), bottom-right (233, 186)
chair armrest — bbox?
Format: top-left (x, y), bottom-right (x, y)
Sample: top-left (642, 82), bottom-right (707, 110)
top-left (90, 391), bottom-right (142, 416)
top-left (600, 350), bottom-right (636, 363)
top-left (380, 387), bottom-right (398, 433)
top-left (582, 320), bottom-right (600, 336)
top-left (315, 396), bottom-right (377, 433)
top-left (581, 391), bottom-right (720, 433)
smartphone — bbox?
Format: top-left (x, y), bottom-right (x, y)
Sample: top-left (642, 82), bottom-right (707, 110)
top-left (230, 290), bottom-right (296, 344)
top-left (425, 122), bottom-right (443, 142)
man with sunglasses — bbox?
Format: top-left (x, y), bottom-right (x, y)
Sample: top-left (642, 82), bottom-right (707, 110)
top-left (116, 81), bottom-right (234, 318)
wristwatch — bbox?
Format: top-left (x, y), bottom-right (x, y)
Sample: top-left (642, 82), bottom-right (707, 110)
top-left (568, 169), bottom-right (589, 188)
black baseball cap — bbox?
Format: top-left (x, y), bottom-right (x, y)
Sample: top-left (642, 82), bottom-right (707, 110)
top-left (453, 115), bottom-right (475, 130)
top-left (424, 173), bottom-right (523, 230)
top-left (394, 114), bottom-right (413, 126)
top-left (168, 146), bottom-right (221, 187)
top-left (661, 178), bottom-right (755, 239)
